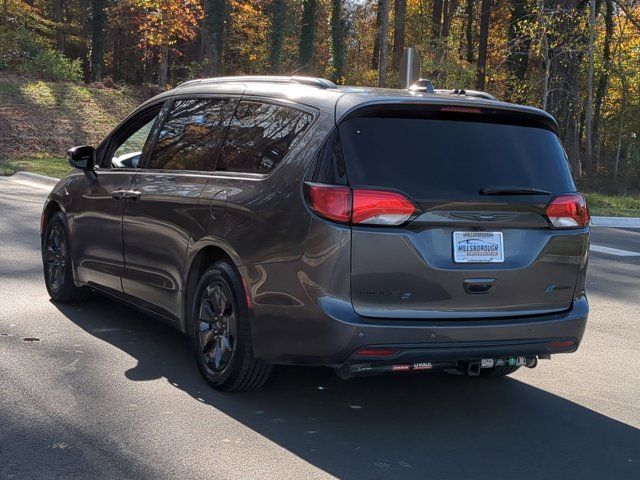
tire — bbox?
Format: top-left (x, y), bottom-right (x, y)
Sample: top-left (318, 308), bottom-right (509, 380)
top-left (480, 365), bottom-right (520, 377)
top-left (190, 261), bottom-right (272, 392)
top-left (42, 211), bottom-right (90, 303)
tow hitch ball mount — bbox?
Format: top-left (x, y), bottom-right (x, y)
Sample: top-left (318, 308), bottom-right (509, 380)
top-left (467, 356), bottom-right (538, 376)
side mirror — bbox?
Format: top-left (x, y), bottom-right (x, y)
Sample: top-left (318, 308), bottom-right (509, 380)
top-left (68, 145), bottom-right (96, 171)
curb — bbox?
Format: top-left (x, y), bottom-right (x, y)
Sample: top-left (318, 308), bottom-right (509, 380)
top-left (590, 216), bottom-right (640, 229)
top-left (5, 171), bottom-right (60, 190)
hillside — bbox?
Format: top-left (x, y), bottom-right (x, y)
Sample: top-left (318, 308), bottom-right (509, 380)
top-left (0, 74), bottom-right (160, 177)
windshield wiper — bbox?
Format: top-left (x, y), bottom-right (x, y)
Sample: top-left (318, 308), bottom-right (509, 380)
top-left (479, 186), bottom-right (552, 196)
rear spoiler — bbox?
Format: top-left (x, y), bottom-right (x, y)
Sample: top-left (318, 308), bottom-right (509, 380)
top-left (336, 100), bottom-right (559, 134)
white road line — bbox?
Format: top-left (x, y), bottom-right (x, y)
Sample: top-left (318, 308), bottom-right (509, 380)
top-left (590, 244), bottom-right (640, 257)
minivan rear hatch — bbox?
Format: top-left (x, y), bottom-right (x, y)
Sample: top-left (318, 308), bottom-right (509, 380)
top-left (339, 104), bottom-right (588, 319)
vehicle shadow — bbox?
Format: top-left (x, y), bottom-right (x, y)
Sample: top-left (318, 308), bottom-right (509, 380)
top-left (54, 298), bottom-right (640, 480)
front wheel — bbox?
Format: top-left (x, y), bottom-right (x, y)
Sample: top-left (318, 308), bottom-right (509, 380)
top-left (190, 261), bottom-right (272, 392)
top-left (42, 212), bottom-right (90, 303)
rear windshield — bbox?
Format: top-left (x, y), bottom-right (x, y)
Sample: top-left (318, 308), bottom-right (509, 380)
top-left (338, 116), bottom-right (576, 201)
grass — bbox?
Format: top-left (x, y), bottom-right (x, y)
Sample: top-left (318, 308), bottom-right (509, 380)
top-left (0, 155), bottom-right (71, 178)
top-left (584, 192), bottom-right (640, 218)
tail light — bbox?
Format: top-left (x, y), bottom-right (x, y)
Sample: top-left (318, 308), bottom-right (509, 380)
top-left (352, 189), bottom-right (416, 225)
top-left (305, 183), bottom-right (351, 223)
top-left (304, 182), bottom-right (418, 226)
top-left (545, 193), bottom-right (590, 228)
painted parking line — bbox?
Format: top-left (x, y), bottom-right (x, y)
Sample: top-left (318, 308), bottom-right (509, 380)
top-left (590, 244), bottom-right (640, 257)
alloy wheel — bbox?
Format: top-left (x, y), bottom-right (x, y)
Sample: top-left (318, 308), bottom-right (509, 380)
top-left (44, 224), bottom-right (66, 292)
top-left (196, 281), bottom-right (236, 373)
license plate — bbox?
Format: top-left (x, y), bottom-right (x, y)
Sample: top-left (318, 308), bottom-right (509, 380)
top-left (453, 231), bottom-right (504, 263)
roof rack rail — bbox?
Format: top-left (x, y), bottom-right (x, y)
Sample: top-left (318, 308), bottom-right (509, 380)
top-left (434, 88), bottom-right (498, 101)
top-left (177, 75), bottom-right (337, 90)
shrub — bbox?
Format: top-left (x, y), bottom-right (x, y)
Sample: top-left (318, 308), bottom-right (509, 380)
top-left (20, 50), bottom-right (83, 82)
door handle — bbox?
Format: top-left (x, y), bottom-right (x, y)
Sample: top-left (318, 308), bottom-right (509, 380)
top-left (111, 189), bottom-right (128, 200)
top-left (112, 190), bottom-right (141, 200)
top-left (123, 190), bottom-right (141, 200)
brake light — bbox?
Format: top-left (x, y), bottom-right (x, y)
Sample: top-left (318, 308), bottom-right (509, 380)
top-left (440, 106), bottom-right (483, 114)
top-left (305, 183), bottom-right (351, 223)
top-left (304, 183), bottom-right (417, 226)
top-left (352, 189), bottom-right (417, 225)
top-left (545, 193), bottom-right (590, 228)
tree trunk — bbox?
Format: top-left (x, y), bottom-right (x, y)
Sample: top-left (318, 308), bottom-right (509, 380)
top-left (505, 0), bottom-right (532, 102)
top-left (593, 0), bottom-right (613, 168)
top-left (392, 0), bottom-right (407, 72)
top-left (268, 0), bottom-right (286, 73)
top-left (203, 0), bottom-right (227, 76)
top-left (613, 79), bottom-right (626, 184)
top-left (372, 1), bottom-right (382, 70)
top-left (298, 0), bottom-right (317, 73)
top-left (584, 0), bottom-right (596, 183)
top-left (378, 0), bottom-right (390, 87)
top-left (55, 0), bottom-right (65, 52)
top-left (475, 0), bottom-right (490, 90)
top-left (432, 0), bottom-right (443, 40)
top-left (330, 0), bottom-right (345, 83)
top-left (442, 0), bottom-right (459, 38)
top-left (158, 45), bottom-right (169, 85)
top-left (464, 0), bottom-right (474, 62)
top-left (90, 0), bottom-right (106, 82)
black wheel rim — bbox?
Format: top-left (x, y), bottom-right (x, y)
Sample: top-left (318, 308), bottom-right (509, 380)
top-left (196, 280), bottom-right (236, 373)
top-left (44, 224), bottom-right (66, 292)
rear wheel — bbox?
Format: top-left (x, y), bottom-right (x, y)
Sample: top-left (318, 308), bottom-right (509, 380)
top-left (191, 261), bottom-right (272, 392)
top-left (480, 365), bottom-right (520, 377)
top-left (42, 212), bottom-right (90, 303)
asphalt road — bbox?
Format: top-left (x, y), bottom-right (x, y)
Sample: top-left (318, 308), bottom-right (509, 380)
top-left (1, 177), bottom-right (639, 480)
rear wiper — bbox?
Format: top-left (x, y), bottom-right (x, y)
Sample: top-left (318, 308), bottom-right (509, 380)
top-left (479, 186), bottom-right (551, 196)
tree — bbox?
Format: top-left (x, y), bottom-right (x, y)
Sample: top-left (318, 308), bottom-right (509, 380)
top-left (505, 0), bottom-right (532, 102)
top-left (90, 0), bottom-right (106, 81)
top-left (372, 0), bottom-right (382, 70)
top-left (584, 0), bottom-right (597, 182)
top-left (593, 0), bottom-right (614, 166)
top-left (203, 0), bottom-right (227, 76)
top-left (432, 0), bottom-right (444, 41)
top-left (330, 0), bottom-right (345, 83)
top-left (298, 0), bottom-right (317, 73)
top-left (464, 0), bottom-right (474, 62)
top-left (392, 0), bottom-right (406, 72)
top-left (268, 0), bottom-right (286, 73)
top-left (377, 0), bottom-right (390, 87)
top-left (476, 0), bottom-right (490, 90)
top-left (55, 0), bottom-right (64, 52)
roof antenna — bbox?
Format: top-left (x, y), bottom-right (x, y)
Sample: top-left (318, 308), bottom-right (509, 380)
top-left (399, 47), bottom-right (421, 90)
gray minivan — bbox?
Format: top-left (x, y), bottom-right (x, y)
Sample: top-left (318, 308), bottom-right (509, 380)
top-left (41, 76), bottom-right (589, 391)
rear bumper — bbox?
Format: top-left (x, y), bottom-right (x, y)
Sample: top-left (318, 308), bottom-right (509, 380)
top-left (250, 295), bottom-right (589, 367)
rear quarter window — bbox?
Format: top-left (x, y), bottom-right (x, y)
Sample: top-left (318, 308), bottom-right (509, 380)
top-left (216, 101), bottom-right (313, 174)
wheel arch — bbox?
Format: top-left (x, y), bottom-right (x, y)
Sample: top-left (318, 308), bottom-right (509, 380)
top-left (40, 200), bottom-right (64, 244)
top-left (182, 244), bottom-right (241, 336)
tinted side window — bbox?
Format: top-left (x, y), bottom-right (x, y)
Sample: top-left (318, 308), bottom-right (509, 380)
top-left (147, 98), bottom-right (236, 171)
top-left (216, 101), bottom-right (313, 174)
top-left (106, 105), bottom-right (163, 169)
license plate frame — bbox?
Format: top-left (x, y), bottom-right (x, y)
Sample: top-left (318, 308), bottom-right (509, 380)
top-left (453, 231), bottom-right (504, 264)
